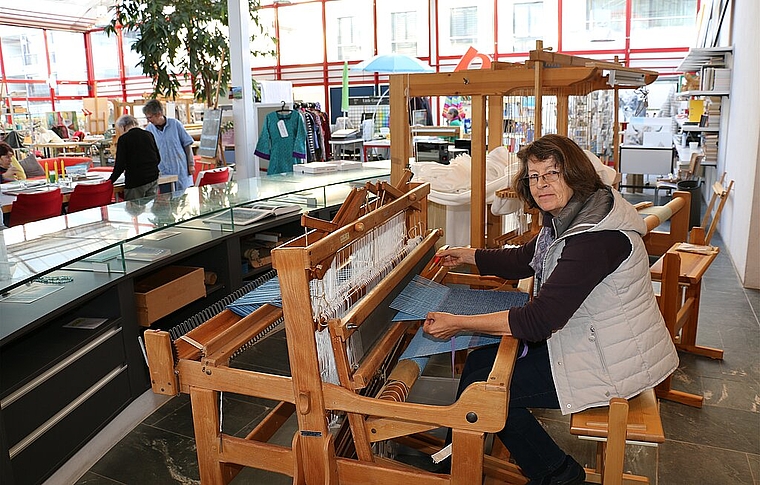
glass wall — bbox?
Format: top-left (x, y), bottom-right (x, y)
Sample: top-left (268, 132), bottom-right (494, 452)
top-left (1, 0), bottom-right (700, 131)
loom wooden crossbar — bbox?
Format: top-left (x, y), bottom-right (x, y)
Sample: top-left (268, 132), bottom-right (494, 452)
top-left (639, 190), bottom-right (690, 256)
top-left (144, 180), bottom-right (531, 484)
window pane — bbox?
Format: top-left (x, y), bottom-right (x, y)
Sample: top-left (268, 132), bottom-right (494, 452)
top-left (90, 30), bottom-right (120, 79)
top-left (48, 31), bottom-right (87, 80)
top-left (562, 0), bottom-right (626, 51)
top-left (377, 0), bottom-right (429, 57)
top-left (497, 0), bottom-right (558, 53)
top-left (437, 0), bottom-right (494, 57)
top-left (325, 0), bottom-right (373, 62)
top-left (279, 3), bottom-right (324, 65)
top-left (630, 0), bottom-right (698, 48)
top-left (122, 30), bottom-right (144, 77)
top-left (250, 8), bottom-right (277, 68)
top-left (1, 27), bottom-right (48, 81)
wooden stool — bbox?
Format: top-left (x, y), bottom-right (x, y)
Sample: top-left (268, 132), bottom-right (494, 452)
top-left (570, 388), bottom-right (664, 485)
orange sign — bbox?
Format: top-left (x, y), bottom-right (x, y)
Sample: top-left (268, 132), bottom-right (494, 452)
top-left (454, 47), bottom-right (492, 71)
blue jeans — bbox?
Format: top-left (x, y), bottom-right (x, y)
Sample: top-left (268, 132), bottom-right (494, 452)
top-left (456, 341), bottom-right (565, 479)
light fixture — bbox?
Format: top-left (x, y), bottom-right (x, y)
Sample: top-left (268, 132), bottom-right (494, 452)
top-left (607, 70), bottom-right (646, 87)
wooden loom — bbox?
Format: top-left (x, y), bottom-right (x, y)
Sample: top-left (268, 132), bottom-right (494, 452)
top-left (388, 41), bottom-right (658, 249)
top-left (144, 177), bottom-right (531, 484)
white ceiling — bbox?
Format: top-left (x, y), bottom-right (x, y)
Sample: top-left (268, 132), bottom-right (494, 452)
top-left (0, 0), bottom-right (117, 33)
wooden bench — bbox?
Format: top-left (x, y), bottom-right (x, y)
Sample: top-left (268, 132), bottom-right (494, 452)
top-left (570, 388), bottom-right (664, 485)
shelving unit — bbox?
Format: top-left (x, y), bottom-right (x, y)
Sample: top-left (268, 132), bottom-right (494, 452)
top-left (675, 47), bottom-right (732, 172)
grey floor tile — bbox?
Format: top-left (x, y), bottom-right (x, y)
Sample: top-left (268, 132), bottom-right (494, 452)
top-left (748, 452), bottom-right (760, 484)
top-left (75, 472), bottom-right (127, 485)
top-left (142, 394), bottom-right (191, 427)
top-left (82, 423), bottom-right (200, 485)
top-left (659, 440), bottom-right (756, 484)
top-left (661, 401), bottom-right (759, 454)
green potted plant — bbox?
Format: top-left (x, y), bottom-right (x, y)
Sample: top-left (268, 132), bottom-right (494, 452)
top-left (105, 0), bottom-right (275, 107)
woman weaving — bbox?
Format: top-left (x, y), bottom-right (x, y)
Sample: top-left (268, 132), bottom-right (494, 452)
top-left (425, 134), bottom-right (678, 485)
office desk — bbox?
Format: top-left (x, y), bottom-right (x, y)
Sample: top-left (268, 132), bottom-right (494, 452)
top-left (362, 139), bottom-right (390, 161)
top-left (329, 138), bottom-right (363, 161)
top-left (619, 145), bottom-right (675, 190)
top-left (33, 141), bottom-right (100, 158)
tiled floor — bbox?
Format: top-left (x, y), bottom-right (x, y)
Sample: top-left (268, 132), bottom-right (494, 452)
top-left (69, 195), bottom-right (759, 485)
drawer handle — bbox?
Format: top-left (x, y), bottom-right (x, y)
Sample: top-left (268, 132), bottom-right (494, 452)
top-left (1, 326), bottom-right (122, 409)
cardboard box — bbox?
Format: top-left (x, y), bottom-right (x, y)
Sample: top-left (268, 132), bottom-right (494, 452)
top-left (134, 266), bottom-right (206, 326)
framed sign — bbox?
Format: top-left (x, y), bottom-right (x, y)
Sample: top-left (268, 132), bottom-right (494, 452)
top-left (198, 109), bottom-right (222, 159)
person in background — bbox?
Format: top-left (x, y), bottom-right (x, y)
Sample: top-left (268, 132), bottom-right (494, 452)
top-left (142, 99), bottom-right (194, 191)
top-left (445, 107), bottom-right (462, 143)
top-left (108, 115), bottom-right (161, 201)
top-left (0, 141), bottom-right (26, 183)
top-left (425, 134), bottom-right (678, 485)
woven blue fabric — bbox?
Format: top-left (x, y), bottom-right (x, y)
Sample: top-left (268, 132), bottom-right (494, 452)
top-left (227, 276), bottom-right (283, 317)
top-left (390, 275), bottom-right (529, 362)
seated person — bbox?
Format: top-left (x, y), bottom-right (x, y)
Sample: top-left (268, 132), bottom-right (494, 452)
top-left (445, 107), bottom-right (462, 143)
top-left (0, 141), bottom-right (27, 182)
top-left (108, 115), bottom-right (161, 201)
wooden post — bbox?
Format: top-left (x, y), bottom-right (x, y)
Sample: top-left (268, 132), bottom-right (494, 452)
top-left (533, 40), bottom-right (544, 137)
top-left (470, 94), bottom-right (487, 249)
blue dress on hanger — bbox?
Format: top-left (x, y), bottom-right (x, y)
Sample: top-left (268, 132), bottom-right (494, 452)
top-left (254, 111), bottom-right (307, 174)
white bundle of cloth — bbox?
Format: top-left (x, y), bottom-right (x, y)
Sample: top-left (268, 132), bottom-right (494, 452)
top-left (410, 146), bottom-right (520, 208)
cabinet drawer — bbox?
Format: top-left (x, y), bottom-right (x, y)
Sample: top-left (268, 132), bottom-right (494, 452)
top-left (2, 326), bottom-right (125, 448)
top-left (10, 366), bottom-right (131, 485)
top-left (134, 266), bottom-right (206, 326)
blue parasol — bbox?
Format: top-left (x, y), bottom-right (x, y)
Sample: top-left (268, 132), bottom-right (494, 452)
top-left (352, 53), bottom-right (434, 74)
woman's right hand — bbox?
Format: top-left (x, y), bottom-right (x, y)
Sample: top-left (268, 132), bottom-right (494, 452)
top-left (434, 246), bottom-right (476, 267)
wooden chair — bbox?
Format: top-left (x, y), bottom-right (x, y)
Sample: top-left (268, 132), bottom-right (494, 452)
top-left (690, 171), bottom-right (733, 246)
top-left (196, 166), bottom-right (231, 186)
top-left (9, 187), bottom-right (63, 226)
top-left (570, 388), bottom-right (665, 485)
top-left (654, 152), bottom-right (703, 204)
top-left (66, 180), bottom-right (114, 213)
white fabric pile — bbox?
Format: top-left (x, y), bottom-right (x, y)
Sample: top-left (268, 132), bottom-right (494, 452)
top-left (410, 146), bottom-right (520, 208)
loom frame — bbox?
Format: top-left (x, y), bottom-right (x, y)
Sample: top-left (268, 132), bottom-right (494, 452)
top-left (144, 180), bottom-right (530, 484)
top-left (389, 41), bottom-right (658, 249)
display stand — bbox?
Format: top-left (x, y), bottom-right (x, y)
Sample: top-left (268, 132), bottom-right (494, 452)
top-left (197, 108), bottom-right (226, 168)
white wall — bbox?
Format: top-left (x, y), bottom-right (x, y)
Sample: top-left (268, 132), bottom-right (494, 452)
top-left (723, 0), bottom-right (760, 288)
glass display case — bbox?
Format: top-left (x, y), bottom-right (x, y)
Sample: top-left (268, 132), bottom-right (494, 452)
top-left (1, 164), bottom-right (391, 296)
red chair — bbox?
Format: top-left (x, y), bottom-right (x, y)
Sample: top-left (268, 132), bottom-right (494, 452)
top-left (66, 180), bottom-right (114, 213)
top-left (9, 187), bottom-right (63, 226)
top-left (196, 167), bottom-right (231, 187)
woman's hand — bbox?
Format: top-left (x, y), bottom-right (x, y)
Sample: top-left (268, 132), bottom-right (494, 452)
top-left (423, 312), bottom-right (462, 340)
top-left (434, 246), bottom-right (476, 267)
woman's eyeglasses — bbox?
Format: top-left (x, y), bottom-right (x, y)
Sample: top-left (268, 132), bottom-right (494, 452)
top-left (522, 170), bottom-right (561, 186)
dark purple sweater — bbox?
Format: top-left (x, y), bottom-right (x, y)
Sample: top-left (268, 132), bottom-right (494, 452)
top-left (474, 215), bottom-right (632, 342)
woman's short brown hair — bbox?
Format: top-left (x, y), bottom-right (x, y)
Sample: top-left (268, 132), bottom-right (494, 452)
top-left (513, 134), bottom-right (605, 209)
top-left (0, 141), bottom-right (13, 157)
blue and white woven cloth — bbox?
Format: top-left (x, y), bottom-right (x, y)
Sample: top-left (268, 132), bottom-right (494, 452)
top-left (389, 275), bottom-right (529, 362)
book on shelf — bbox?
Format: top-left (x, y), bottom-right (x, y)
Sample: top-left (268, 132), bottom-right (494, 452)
top-left (202, 204), bottom-right (301, 227)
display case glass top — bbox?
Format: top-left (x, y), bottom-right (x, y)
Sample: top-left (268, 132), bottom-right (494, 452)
top-left (1, 163), bottom-right (390, 294)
